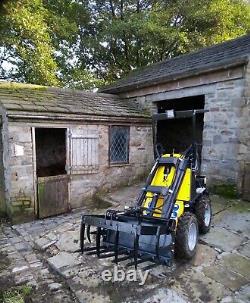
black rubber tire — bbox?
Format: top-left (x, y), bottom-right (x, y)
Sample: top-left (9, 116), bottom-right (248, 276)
top-left (195, 194), bottom-right (212, 234)
top-left (175, 212), bottom-right (198, 259)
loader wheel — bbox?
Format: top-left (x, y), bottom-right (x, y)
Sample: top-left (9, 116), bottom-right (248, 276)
top-left (175, 212), bottom-right (198, 259)
top-left (195, 194), bottom-right (212, 234)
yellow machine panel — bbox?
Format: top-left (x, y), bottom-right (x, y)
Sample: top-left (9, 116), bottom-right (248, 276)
top-left (143, 154), bottom-right (191, 218)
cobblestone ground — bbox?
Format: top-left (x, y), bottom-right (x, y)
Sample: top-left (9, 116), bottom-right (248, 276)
top-left (0, 183), bottom-right (250, 303)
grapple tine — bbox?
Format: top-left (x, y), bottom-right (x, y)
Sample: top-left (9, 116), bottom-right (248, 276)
top-left (114, 230), bottom-right (120, 264)
top-left (134, 234), bottom-right (140, 269)
top-left (155, 227), bottom-right (160, 260)
top-left (85, 247), bottom-right (111, 256)
top-left (126, 255), bottom-right (153, 267)
top-left (86, 225), bottom-right (91, 243)
top-left (80, 219), bottom-right (85, 254)
top-left (112, 254), bottom-right (131, 263)
top-left (96, 227), bottom-right (101, 257)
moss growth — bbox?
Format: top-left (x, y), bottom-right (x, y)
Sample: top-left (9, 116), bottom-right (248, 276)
top-left (211, 184), bottom-right (238, 199)
top-left (0, 285), bottom-right (32, 303)
top-left (0, 81), bottom-right (46, 91)
top-left (91, 194), bottom-right (113, 210)
top-left (0, 209), bottom-right (7, 219)
top-left (0, 252), bottom-right (10, 272)
top-left (230, 200), bottom-right (250, 213)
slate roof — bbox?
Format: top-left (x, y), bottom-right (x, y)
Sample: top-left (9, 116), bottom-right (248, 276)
top-left (0, 82), bottom-right (150, 120)
top-left (101, 34), bottom-right (250, 94)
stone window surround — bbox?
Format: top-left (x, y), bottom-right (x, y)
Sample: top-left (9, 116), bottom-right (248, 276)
top-left (109, 125), bottom-right (130, 166)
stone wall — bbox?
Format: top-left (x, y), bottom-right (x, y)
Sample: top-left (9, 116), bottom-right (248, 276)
top-left (69, 124), bottom-right (153, 208)
top-left (239, 60), bottom-right (250, 199)
top-left (0, 122), bottom-right (5, 214)
top-left (118, 65), bottom-right (248, 193)
top-left (3, 120), bottom-right (153, 222)
top-left (4, 124), bottom-right (35, 221)
top-left (202, 78), bottom-right (245, 190)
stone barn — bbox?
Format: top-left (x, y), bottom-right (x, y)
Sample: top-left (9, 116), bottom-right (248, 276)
top-left (0, 83), bottom-right (152, 222)
top-left (101, 34), bottom-right (250, 200)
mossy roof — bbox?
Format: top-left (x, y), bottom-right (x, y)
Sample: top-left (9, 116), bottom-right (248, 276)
top-left (0, 82), bottom-right (150, 120)
top-left (101, 34), bottom-right (250, 94)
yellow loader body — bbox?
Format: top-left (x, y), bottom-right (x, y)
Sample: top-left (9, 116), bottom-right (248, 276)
top-left (143, 153), bottom-right (191, 218)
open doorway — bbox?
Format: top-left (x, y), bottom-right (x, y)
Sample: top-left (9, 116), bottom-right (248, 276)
top-left (35, 128), bottom-right (69, 218)
top-left (35, 128), bottom-right (66, 177)
top-left (156, 95), bottom-right (205, 159)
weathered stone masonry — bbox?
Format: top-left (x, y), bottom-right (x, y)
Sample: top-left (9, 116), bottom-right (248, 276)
top-left (101, 35), bottom-right (250, 196)
top-left (116, 64), bottom-right (248, 193)
top-left (0, 84), bottom-right (152, 222)
top-left (4, 121), bottom-right (152, 218)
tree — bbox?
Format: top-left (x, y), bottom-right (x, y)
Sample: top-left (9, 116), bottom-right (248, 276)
top-left (0, 0), bottom-right (249, 88)
top-left (0, 0), bottom-right (102, 88)
top-left (79, 0), bottom-right (250, 83)
top-left (0, 0), bottom-right (59, 86)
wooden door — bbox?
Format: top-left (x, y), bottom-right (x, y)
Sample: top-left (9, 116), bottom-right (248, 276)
top-left (37, 175), bottom-right (69, 218)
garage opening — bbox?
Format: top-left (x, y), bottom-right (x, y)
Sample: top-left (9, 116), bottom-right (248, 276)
top-left (35, 128), bottom-right (67, 177)
top-left (156, 95), bottom-right (205, 159)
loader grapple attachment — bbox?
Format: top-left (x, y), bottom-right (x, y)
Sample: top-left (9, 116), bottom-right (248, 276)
top-left (80, 213), bottom-right (174, 268)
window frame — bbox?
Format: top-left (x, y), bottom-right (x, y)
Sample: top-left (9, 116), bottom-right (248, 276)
top-left (109, 125), bottom-right (130, 165)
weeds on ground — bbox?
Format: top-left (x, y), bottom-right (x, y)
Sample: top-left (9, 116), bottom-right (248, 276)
top-left (0, 285), bottom-right (32, 303)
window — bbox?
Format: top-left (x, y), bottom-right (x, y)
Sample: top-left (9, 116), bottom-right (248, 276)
top-left (109, 126), bottom-right (129, 164)
top-left (69, 129), bottom-right (99, 174)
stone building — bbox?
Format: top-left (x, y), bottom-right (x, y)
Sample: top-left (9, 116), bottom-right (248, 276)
top-left (0, 83), bottom-right (152, 222)
top-left (1, 34), bottom-right (249, 223)
top-left (101, 34), bottom-right (250, 200)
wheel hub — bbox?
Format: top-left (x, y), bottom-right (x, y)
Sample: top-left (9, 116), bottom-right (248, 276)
top-left (188, 222), bottom-right (197, 251)
top-left (204, 203), bottom-right (211, 227)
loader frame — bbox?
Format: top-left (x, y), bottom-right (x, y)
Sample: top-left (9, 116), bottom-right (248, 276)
top-left (80, 109), bottom-right (208, 268)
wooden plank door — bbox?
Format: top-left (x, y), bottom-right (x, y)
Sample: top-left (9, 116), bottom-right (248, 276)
top-left (37, 175), bottom-right (69, 218)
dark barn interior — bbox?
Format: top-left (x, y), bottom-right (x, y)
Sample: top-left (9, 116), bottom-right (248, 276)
top-left (156, 95), bottom-right (205, 159)
top-left (35, 128), bottom-right (67, 177)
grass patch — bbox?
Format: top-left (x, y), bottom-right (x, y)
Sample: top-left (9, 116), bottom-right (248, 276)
top-left (230, 200), bottom-right (250, 213)
top-left (0, 286), bottom-right (32, 303)
top-left (211, 184), bottom-right (238, 199)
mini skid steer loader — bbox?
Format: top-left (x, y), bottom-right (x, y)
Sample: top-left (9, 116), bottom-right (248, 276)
top-left (80, 109), bottom-right (212, 267)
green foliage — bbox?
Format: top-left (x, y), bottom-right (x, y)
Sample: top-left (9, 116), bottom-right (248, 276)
top-left (0, 0), bottom-right (100, 89)
top-left (0, 0), bottom-right (59, 86)
top-left (0, 285), bottom-right (32, 303)
top-left (0, 0), bottom-right (249, 88)
top-left (79, 0), bottom-right (250, 82)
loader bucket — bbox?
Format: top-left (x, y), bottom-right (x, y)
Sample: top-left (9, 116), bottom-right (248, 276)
top-left (80, 214), bottom-right (174, 268)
